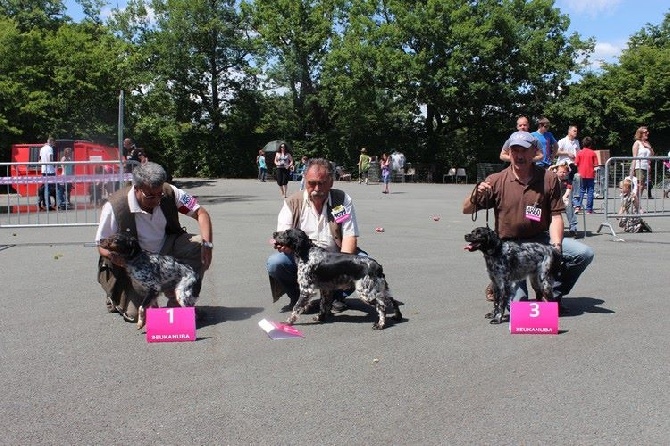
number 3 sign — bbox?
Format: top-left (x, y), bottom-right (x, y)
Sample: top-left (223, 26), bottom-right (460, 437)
top-left (146, 307), bottom-right (196, 342)
top-left (509, 301), bottom-right (559, 335)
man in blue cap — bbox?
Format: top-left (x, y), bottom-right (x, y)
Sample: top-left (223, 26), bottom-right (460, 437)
top-left (463, 131), bottom-right (594, 314)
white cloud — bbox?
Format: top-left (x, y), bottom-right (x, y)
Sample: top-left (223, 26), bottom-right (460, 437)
top-left (587, 40), bottom-right (626, 68)
top-left (560, 0), bottom-right (623, 16)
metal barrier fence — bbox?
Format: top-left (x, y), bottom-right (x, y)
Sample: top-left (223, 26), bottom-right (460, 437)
top-left (0, 160), bottom-right (134, 228)
top-left (596, 155), bottom-right (670, 239)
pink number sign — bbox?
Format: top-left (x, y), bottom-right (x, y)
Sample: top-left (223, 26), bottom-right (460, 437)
top-left (146, 307), bottom-right (196, 343)
top-left (510, 301), bottom-right (559, 335)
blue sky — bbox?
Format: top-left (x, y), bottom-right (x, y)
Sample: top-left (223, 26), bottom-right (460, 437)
top-left (556, 0), bottom-right (669, 66)
top-left (65, 0), bottom-right (669, 67)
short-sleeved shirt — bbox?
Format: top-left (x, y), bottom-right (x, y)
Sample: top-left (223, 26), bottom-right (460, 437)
top-left (277, 190), bottom-right (359, 251)
top-left (40, 144), bottom-right (55, 174)
top-left (531, 131), bottom-right (557, 167)
top-left (575, 148), bottom-right (599, 179)
top-left (556, 136), bottom-right (580, 166)
top-left (95, 185), bottom-right (200, 253)
top-left (473, 166), bottom-right (564, 239)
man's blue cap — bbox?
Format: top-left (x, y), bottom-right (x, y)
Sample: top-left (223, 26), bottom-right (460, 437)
top-left (507, 131), bottom-right (537, 149)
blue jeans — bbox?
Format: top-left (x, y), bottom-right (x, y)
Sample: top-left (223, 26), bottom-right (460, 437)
top-left (266, 248), bottom-right (368, 304)
top-left (575, 178), bottom-right (595, 212)
top-left (41, 173), bottom-right (61, 207)
top-left (57, 183), bottom-right (72, 206)
top-left (565, 187), bottom-right (577, 231)
top-left (511, 234), bottom-right (594, 303)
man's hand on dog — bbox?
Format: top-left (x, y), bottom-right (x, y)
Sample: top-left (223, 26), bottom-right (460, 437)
top-left (107, 251), bottom-right (126, 267)
top-left (272, 240), bottom-right (293, 255)
top-left (201, 245), bottom-right (212, 272)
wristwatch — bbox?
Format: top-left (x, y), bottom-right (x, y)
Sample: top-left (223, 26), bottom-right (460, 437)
top-left (202, 241), bottom-right (213, 249)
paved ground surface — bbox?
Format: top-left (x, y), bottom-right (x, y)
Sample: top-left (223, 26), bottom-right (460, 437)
top-left (1, 178), bottom-right (669, 445)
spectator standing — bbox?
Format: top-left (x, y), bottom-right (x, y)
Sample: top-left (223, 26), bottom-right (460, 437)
top-left (556, 125), bottom-right (580, 177)
top-left (531, 117), bottom-right (558, 169)
top-left (123, 138), bottom-right (140, 172)
top-left (39, 137), bottom-right (57, 210)
top-left (57, 147), bottom-right (74, 210)
top-left (274, 143), bottom-right (294, 198)
top-left (500, 115), bottom-right (543, 163)
top-left (391, 151), bottom-right (406, 176)
top-left (380, 153), bottom-right (391, 194)
top-left (358, 148), bottom-right (370, 184)
top-left (574, 137), bottom-right (599, 214)
top-left (137, 149), bottom-right (149, 164)
top-left (631, 126), bottom-right (654, 199)
top-left (257, 149), bottom-right (267, 182)
top-left (297, 155), bottom-right (308, 190)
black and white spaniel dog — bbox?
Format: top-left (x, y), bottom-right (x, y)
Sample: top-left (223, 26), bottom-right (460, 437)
top-left (464, 227), bottom-right (560, 324)
top-left (99, 232), bottom-right (201, 329)
top-left (272, 228), bottom-right (403, 330)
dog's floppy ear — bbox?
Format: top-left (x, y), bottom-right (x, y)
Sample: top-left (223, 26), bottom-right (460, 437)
top-left (292, 228), bottom-right (312, 254)
top-left (116, 231), bottom-right (141, 256)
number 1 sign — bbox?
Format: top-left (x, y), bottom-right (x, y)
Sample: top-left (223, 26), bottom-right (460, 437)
top-left (146, 307), bottom-right (196, 342)
top-left (509, 301), bottom-right (559, 335)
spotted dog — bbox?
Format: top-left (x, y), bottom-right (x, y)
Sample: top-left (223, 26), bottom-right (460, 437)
top-left (272, 228), bottom-right (402, 330)
top-left (464, 227), bottom-right (560, 324)
top-left (99, 232), bottom-right (200, 329)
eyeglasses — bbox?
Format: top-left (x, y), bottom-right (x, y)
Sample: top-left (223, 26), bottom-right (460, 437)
top-left (139, 189), bottom-right (164, 200)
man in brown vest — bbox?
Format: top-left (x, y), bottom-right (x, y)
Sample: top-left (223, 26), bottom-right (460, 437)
top-left (267, 158), bottom-right (362, 313)
top-left (95, 162), bottom-right (213, 323)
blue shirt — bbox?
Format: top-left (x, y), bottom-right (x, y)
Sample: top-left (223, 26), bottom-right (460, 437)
top-left (531, 131), bottom-right (557, 167)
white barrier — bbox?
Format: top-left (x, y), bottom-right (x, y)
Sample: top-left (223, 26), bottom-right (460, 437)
top-left (597, 156), bottom-right (670, 239)
top-left (0, 160), bottom-right (133, 228)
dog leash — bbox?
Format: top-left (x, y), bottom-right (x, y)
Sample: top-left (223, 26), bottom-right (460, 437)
top-left (469, 182), bottom-right (492, 228)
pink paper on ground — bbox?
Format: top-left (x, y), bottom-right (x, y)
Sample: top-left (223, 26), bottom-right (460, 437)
top-left (258, 318), bottom-right (304, 339)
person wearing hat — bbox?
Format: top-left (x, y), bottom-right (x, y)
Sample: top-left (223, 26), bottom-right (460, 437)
top-left (532, 117), bottom-right (558, 169)
top-left (463, 131), bottom-right (594, 314)
top-left (358, 148), bottom-right (371, 184)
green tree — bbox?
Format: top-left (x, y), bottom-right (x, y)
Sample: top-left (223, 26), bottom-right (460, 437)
top-left (242, 0), bottom-right (341, 153)
top-left (111, 0), bottom-right (258, 177)
top-left (319, 0), bottom-right (421, 167)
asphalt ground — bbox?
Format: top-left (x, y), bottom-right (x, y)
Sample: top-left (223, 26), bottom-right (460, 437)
top-left (1, 178), bottom-right (669, 445)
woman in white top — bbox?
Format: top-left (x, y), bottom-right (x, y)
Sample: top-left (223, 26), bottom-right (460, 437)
top-left (631, 126), bottom-right (654, 199)
top-left (274, 143), bottom-right (294, 198)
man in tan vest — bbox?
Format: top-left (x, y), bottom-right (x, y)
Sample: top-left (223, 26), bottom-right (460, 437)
top-left (95, 162), bottom-right (213, 323)
top-left (267, 158), bottom-right (362, 313)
